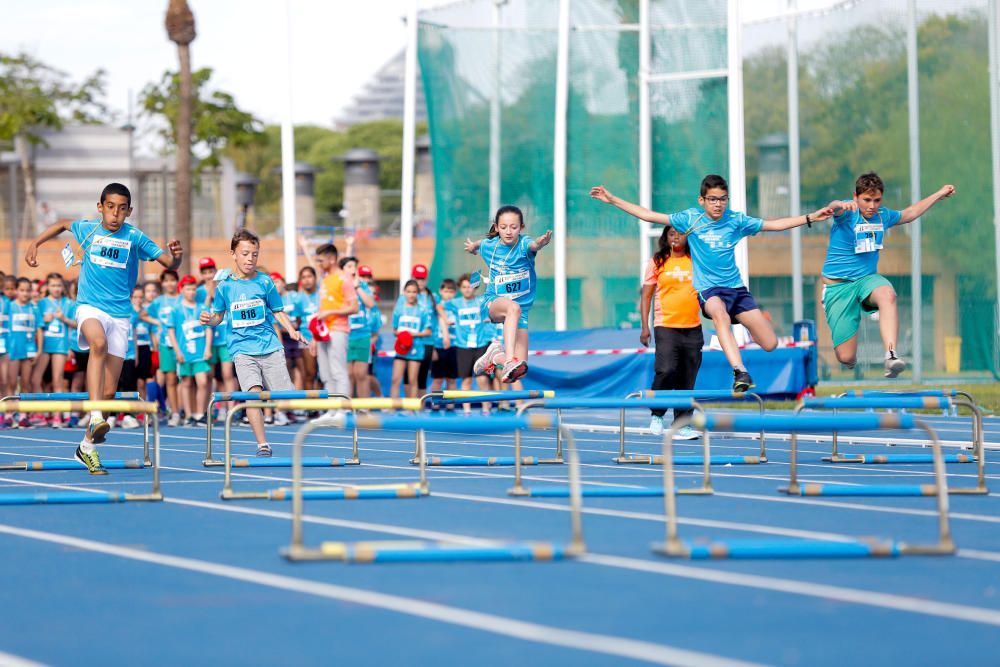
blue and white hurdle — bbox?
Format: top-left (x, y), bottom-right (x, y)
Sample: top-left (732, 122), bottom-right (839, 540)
top-left (0, 399), bottom-right (162, 505)
top-left (219, 397), bottom-right (424, 500)
top-left (508, 397), bottom-right (713, 498)
top-left (410, 389), bottom-right (558, 466)
top-left (617, 389), bottom-right (767, 464)
top-left (204, 389), bottom-right (348, 466)
top-left (282, 412), bottom-right (585, 563)
top-left (797, 395), bottom-right (987, 495)
top-left (656, 412), bottom-right (955, 559)
top-left (0, 391), bottom-right (150, 469)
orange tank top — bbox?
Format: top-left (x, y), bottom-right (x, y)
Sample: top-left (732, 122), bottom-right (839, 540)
top-left (643, 255), bottom-right (700, 328)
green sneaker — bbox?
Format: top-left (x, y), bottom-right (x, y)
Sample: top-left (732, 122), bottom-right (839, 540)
top-left (75, 444), bottom-right (108, 475)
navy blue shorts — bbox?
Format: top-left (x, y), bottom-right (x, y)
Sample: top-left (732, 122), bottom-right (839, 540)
top-left (698, 286), bottom-right (760, 319)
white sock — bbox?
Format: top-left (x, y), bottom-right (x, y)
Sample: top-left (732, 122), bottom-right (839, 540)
top-left (90, 410), bottom-right (103, 423)
top-left (79, 440), bottom-right (95, 454)
top-left (885, 349), bottom-right (896, 359)
top-left (192, 413), bottom-right (204, 419)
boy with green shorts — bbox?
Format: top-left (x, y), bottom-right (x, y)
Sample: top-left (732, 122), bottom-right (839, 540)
top-left (822, 172), bottom-right (955, 377)
top-left (169, 275), bottom-right (213, 425)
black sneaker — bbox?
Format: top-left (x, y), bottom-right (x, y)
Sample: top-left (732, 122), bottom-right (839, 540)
top-left (733, 369), bottom-right (754, 393)
top-left (256, 443), bottom-right (272, 457)
top-left (264, 416), bottom-right (274, 426)
top-left (75, 444), bottom-right (109, 475)
top-left (193, 414), bottom-right (208, 426)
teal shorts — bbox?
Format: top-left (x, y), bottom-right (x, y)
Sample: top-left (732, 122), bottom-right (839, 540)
top-left (178, 359), bottom-right (212, 377)
top-left (159, 345), bottom-right (177, 373)
top-left (211, 345), bottom-right (232, 364)
top-left (822, 274), bottom-right (893, 347)
top-left (347, 336), bottom-right (372, 364)
top-left (481, 298), bottom-right (529, 329)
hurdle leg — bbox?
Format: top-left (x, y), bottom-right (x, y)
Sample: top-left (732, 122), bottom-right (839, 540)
top-left (952, 399), bottom-right (988, 495)
top-left (654, 418), bottom-right (691, 556)
top-left (751, 393), bottom-right (767, 460)
top-left (559, 424), bottom-right (586, 555)
top-left (509, 427), bottom-right (528, 496)
top-left (204, 396), bottom-right (219, 465)
top-left (901, 420), bottom-right (955, 555)
top-left (220, 405), bottom-right (269, 500)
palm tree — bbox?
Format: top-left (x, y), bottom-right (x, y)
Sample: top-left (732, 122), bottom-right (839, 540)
top-left (165, 0), bottom-right (195, 272)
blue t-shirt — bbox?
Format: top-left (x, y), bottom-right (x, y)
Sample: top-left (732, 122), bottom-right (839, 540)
top-left (349, 282), bottom-right (375, 342)
top-left (8, 301), bottom-right (39, 360)
top-left (0, 297), bottom-right (8, 356)
top-left (297, 289), bottom-right (320, 342)
top-left (669, 208), bottom-right (764, 293)
top-left (367, 302), bottom-right (384, 337)
top-left (434, 297), bottom-right (458, 348)
top-left (171, 300), bottom-right (211, 361)
top-left (71, 220), bottom-right (162, 318)
top-left (449, 296), bottom-right (487, 349)
top-left (149, 294), bottom-right (180, 349)
top-left (38, 296), bottom-right (71, 355)
top-left (480, 235), bottom-right (538, 308)
top-left (134, 307), bottom-right (152, 347)
top-left (196, 283), bottom-right (209, 306)
top-left (210, 272), bottom-right (284, 358)
top-left (821, 206), bottom-right (903, 281)
top-left (125, 310), bottom-right (138, 361)
top-left (65, 301), bottom-right (84, 353)
top-left (393, 302), bottom-right (432, 361)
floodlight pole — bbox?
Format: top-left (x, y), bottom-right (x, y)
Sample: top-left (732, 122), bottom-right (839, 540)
top-left (787, 0), bottom-right (803, 322)
top-left (638, 0), bottom-right (652, 286)
top-left (989, 0), bottom-right (1000, 373)
top-left (907, 0), bottom-right (923, 382)
top-left (727, 0), bottom-right (748, 343)
top-left (400, 0), bottom-right (419, 289)
top-left (281, 0), bottom-right (298, 280)
top-left (489, 0), bottom-right (505, 216)
top-left (553, 0), bottom-right (570, 330)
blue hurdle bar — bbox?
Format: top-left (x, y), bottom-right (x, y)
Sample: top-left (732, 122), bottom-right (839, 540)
top-left (267, 485), bottom-right (423, 501)
top-left (798, 395), bottom-right (987, 494)
top-left (204, 389), bottom-right (344, 465)
top-left (526, 486), bottom-right (668, 498)
top-left (282, 412), bottom-right (586, 563)
top-left (423, 456), bottom-right (541, 467)
top-left (653, 411), bottom-right (955, 559)
top-left (0, 459), bottom-right (146, 471)
top-left (0, 491), bottom-right (130, 505)
top-left (509, 396), bottom-right (714, 497)
top-left (230, 457), bottom-right (349, 468)
top-left (619, 390), bottom-right (767, 463)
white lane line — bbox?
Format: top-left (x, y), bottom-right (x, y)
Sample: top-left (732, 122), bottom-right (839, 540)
top-left (0, 650), bottom-right (48, 667)
top-left (0, 522), bottom-right (763, 667)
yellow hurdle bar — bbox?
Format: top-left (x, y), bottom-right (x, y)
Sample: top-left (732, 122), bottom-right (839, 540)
top-left (219, 398), bottom-right (423, 499)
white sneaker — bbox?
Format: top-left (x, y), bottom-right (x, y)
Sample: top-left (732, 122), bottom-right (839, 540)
top-left (311, 409), bottom-right (344, 424)
top-left (107, 416), bottom-right (117, 429)
top-left (884, 351), bottom-right (906, 379)
top-left (673, 425), bottom-right (701, 440)
top-left (167, 412), bottom-right (183, 427)
top-left (648, 415), bottom-right (664, 436)
top-left (273, 411), bottom-right (289, 426)
top-left (120, 415), bottom-right (141, 429)
top-left (78, 414), bottom-right (91, 429)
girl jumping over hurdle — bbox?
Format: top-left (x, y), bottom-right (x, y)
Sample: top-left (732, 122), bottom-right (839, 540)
top-left (464, 205), bottom-right (552, 384)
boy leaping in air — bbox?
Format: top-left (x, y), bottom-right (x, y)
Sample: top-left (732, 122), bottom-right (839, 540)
top-left (592, 175), bottom-right (835, 391)
top-left (25, 183), bottom-right (182, 474)
top-left (822, 172), bottom-right (954, 377)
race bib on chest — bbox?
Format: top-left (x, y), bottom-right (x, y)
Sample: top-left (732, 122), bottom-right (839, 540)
top-left (397, 314), bottom-right (421, 333)
top-left (348, 313), bottom-right (367, 330)
top-left (44, 319), bottom-right (64, 337)
top-left (854, 222), bottom-right (884, 254)
top-left (496, 270), bottom-right (530, 298)
top-left (11, 313), bottom-right (33, 332)
top-left (89, 236), bottom-right (132, 269)
top-left (230, 298), bottom-right (265, 329)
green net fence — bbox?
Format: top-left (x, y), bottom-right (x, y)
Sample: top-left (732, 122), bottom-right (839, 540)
top-left (419, 0), bottom-right (998, 379)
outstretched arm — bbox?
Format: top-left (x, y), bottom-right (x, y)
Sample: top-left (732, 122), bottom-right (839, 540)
top-left (529, 230), bottom-right (553, 253)
top-left (24, 220), bottom-right (73, 267)
top-left (155, 240), bottom-right (184, 270)
top-left (899, 185), bottom-right (955, 225)
top-left (464, 238), bottom-right (483, 255)
top-left (761, 205), bottom-right (835, 232)
top-left (589, 185), bottom-right (671, 225)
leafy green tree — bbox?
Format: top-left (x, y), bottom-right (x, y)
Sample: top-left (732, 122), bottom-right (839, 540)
top-left (0, 52), bottom-right (107, 233)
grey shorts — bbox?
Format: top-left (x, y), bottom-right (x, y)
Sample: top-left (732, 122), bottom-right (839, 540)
top-left (233, 349), bottom-right (295, 392)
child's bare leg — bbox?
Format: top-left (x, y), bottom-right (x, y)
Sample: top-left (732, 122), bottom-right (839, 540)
top-left (735, 309), bottom-right (778, 352)
top-left (195, 372), bottom-right (209, 416)
top-left (390, 359), bottom-right (405, 399)
top-left (180, 376), bottom-right (194, 418)
top-left (30, 352), bottom-right (50, 393)
top-left (405, 361), bottom-right (420, 399)
top-left (245, 384), bottom-right (267, 445)
top-left (50, 354), bottom-right (67, 393)
top-left (702, 297), bottom-right (745, 370)
top-left (865, 286), bottom-right (899, 352)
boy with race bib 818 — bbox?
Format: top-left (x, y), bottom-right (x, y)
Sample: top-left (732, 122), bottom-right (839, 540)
top-left (200, 229), bottom-right (304, 458)
top-left (25, 182), bottom-right (183, 474)
top-left (464, 205), bottom-right (552, 384)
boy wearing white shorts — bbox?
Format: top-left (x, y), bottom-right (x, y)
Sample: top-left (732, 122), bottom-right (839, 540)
top-left (25, 183), bottom-right (183, 474)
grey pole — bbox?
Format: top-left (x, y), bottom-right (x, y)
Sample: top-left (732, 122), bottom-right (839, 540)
top-left (990, 0), bottom-right (1000, 375)
top-left (488, 0), bottom-right (505, 216)
top-left (8, 161), bottom-right (18, 275)
top-left (907, 0), bottom-right (922, 382)
top-left (787, 0), bottom-right (803, 322)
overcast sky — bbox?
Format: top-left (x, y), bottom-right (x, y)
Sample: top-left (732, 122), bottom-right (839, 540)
top-left (1, 0), bottom-right (833, 148)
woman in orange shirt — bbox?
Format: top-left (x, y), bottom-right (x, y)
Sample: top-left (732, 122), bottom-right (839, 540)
top-left (640, 225), bottom-right (702, 439)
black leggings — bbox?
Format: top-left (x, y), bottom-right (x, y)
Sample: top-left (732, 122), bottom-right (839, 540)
top-left (416, 344), bottom-right (434, 390)
top-left (651, 326), bottom-right (703, 421)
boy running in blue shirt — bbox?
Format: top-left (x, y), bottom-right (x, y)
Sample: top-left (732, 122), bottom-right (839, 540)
top-left (25, 182), bottom-right (183, 473)
top-left (592, 175), bottom-right (835, 391)
top-left (822, 172), bottom-right (954, 376)
top-left (200, 229), bottom-right (304, 457)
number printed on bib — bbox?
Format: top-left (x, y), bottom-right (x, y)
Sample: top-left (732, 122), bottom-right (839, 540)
top-left (89, 236), bottom-right (132, 269)
top-left (397, 314), bottom-right (421, 333)
top-left (496, 269), bottom-right (530, 298)
top-left (230, 299), bottom-right (266, 328)
top-left (44, 319), bottom-right (64, 337)
top-left (11, 313), bottom-right (33, 332)
top-left (854, 222), bottom-right (884, 254)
